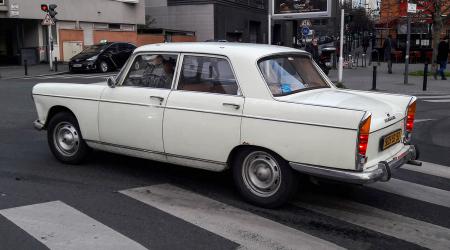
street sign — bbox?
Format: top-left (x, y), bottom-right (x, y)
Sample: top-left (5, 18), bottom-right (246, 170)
top-left (301, 19), bottom-right (312, 28)
top-left (301, 27), bottom-right (310, 36)
top-left (42, 13), bottom-right (55, 26)
top-left (407, 3), bottom-right (417, 13)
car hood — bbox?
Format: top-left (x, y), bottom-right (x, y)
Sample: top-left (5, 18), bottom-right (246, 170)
top-left (71, 52), bottom-right (98, 62)
top-left (277, 88), bottom-right (406, 131)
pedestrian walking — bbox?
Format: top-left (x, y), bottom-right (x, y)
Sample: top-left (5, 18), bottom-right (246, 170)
top-left (305, 38), bottom-right (320, 63)
top-left (383, 35), bottom-right (395, 74)
top-left (435, 36), bottom-right (449, 80)
top-left (363, 36), bottom-right (370, 54)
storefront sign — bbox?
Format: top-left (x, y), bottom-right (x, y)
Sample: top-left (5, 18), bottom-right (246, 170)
top-left (272, 0), bottom-right (331, 19)
top-left (407, 3), bottom-right (417, 13)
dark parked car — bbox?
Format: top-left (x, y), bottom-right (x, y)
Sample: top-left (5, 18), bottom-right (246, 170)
top-left (69, 42), bottom-right (136, 73)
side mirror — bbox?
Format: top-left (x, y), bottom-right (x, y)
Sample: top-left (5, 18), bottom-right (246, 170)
top-left (107, 76), bottom-right (116, 88)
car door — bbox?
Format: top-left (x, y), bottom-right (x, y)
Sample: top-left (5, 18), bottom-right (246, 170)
top-left (98, 53), bottom-right (180, 161)
top-left (163, 54), bottom-right (244, 168)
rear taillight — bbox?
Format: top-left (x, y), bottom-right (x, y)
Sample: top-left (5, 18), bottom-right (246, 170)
top-left (358, 115), bottom-right (371, 157)
top-left (406, 100), bottom-right (416, 132)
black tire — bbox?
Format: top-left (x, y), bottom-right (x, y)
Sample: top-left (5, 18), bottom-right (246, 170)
top-left (232, 148), bottom-right (298, 208)
top-left (47, 112), bottom-right (89, 164)
top-left (98, 60), bottom-right (109, 73)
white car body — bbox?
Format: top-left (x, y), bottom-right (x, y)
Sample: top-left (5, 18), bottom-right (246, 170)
top-left (32, 42), bottom-right (418, 185)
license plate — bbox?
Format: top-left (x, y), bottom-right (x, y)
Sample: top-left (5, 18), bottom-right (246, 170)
top-left (381, 129), bottom-right (402, 150)
top-left (72, 64), bottom-right (82, 68)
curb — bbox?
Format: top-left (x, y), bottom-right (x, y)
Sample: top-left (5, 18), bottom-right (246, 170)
top-left (0, 71), bottom-right (69, 80)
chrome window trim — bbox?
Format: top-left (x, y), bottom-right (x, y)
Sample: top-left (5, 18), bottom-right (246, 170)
top-left (255, 52), bottom-right (334, 98)
top-left (173, 53), bottom-right (244, 97)
top-left (117, 52), bottom-right (181, 90)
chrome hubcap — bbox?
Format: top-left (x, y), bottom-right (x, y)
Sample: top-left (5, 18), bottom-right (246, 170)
top-left (53, 122), bottom-right (80, 157)
top-left (242, 151), bottom-right (281, 197)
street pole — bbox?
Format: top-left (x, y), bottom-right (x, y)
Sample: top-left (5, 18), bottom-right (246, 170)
top-left (338, 9), bottom-right (345, 83)
top-left (47, 25), bottom-right (53, 70)
top-left (404, 10), bottom-right (411, 84)
top-left (268, 1), bottom-right (272, 45)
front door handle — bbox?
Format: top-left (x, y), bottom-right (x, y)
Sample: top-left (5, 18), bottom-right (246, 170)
top-left (222, 103), bottom-right (240, 110)
top-left (150, 96), bottom-right (164, 103)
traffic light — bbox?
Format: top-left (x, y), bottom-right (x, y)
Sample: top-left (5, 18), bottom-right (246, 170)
top-left (41, 4), bottom-right (48, 12)
top-left (48, 4), bottom-right (57, 18)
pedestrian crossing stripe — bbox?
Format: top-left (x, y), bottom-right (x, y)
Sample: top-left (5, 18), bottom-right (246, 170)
top-left (416, 95), bottom-right (450, 99)
top-left (121, 184), bottom-right (344, 250)
top-left (423, 99), bottom-right (450, 103)
top-left (295, 193), bottom-right (450, 250)
top-left (20, 73), bottom-right (115, 80)
top-left (403, 161), bottom-right (450, 180)
top-left (1, 169), bottom-right (450, 249)
top-left (369, 178), bottom-right (450, 208)
top-left (0, 201), bottom-right (147, 250)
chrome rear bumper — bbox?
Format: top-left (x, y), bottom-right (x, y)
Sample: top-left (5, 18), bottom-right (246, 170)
top-left (290, 145), bottom-right (418, 185)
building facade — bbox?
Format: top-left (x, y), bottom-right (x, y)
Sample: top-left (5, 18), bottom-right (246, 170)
top-left (145, 0), bottom-right (268, 43)
top-left (270, 0), bottom-right (340, 47)
top-left (0, 0), bottom-right (145, 64)
top-left (376, 0), bottom-right (450, 54)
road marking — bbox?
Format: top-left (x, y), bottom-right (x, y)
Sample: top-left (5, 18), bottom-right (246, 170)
top-left (402, 161), bottom-right (450, 179)
top-left (0, 201), bottom-right (147, 250)
top-left (417, 95), bottom-right (450, 99)
top-left (121, 184), bottom-right (343, 250)
top-left (369, 178), bottom-right (450, 208)
top-left (294, 194), bottom-right (450, 250)
top-left (414, 119), bottom-right (435, 123)
top-left (423, 99), bottom-right (450, 103)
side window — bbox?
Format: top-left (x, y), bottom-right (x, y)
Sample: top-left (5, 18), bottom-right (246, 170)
top-left (122, 54), bottom-right (178, 89)
top-left (177, 55), bottom-right (239, 95)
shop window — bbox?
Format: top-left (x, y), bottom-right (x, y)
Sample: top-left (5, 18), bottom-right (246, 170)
top-left (109, 24), bottom-right (121, 30)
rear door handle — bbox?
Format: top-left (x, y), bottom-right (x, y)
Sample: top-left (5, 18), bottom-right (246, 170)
top-left (222, 103), bottom-right (240, 110)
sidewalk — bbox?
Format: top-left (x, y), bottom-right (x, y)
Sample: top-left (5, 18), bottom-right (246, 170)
top-left (0, 63), bottom-right (69, 79)
top-left (329, 63), bottom-right (450, 96)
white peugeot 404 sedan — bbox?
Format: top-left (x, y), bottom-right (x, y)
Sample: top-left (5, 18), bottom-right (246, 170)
top-left (32, 43), bottom-right (419, 207)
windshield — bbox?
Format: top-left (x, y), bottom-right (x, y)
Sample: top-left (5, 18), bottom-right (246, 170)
top-left (82, 44), bottom-right (109, 54)
top-left (258, 54), bottom-right (330, 96)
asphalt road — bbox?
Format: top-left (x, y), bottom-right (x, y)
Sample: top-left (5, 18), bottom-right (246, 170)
top-left (0, 73), bottom-right (449, 250)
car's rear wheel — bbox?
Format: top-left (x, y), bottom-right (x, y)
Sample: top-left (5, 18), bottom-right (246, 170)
top-left (99, 60), bottom-right (109, 73)
top-left (232, 148), bottom-right (298, 208)
top-left (47, 112), bottom-right (89, 164)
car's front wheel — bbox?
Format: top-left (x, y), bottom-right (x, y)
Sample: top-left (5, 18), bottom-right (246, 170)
top-left (47, 112), bottom-right (89, 164)
top-left (98, 60), bottom-right (109, 73)
top-left (232, 148), bottom-right (298, 208)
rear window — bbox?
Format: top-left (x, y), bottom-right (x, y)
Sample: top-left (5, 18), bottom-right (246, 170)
top-left (258, 54), bottom-right (329, 96)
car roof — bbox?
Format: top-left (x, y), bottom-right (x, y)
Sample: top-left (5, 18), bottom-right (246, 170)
top-left (134, 42), bottom-right (307, 60)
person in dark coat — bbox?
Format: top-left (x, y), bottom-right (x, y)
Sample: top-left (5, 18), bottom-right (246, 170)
top-left (383, 35), bottom-right (395, 74)
top-left (436, 37), bottom-right (449, 80)
top-left (363, 36), bottom-right (370, 54)
top-left (306, 38), bottom-right (320, 63)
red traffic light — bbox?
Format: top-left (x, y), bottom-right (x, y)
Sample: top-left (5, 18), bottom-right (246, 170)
top-left (41, 4), bottom-right (48, 12)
